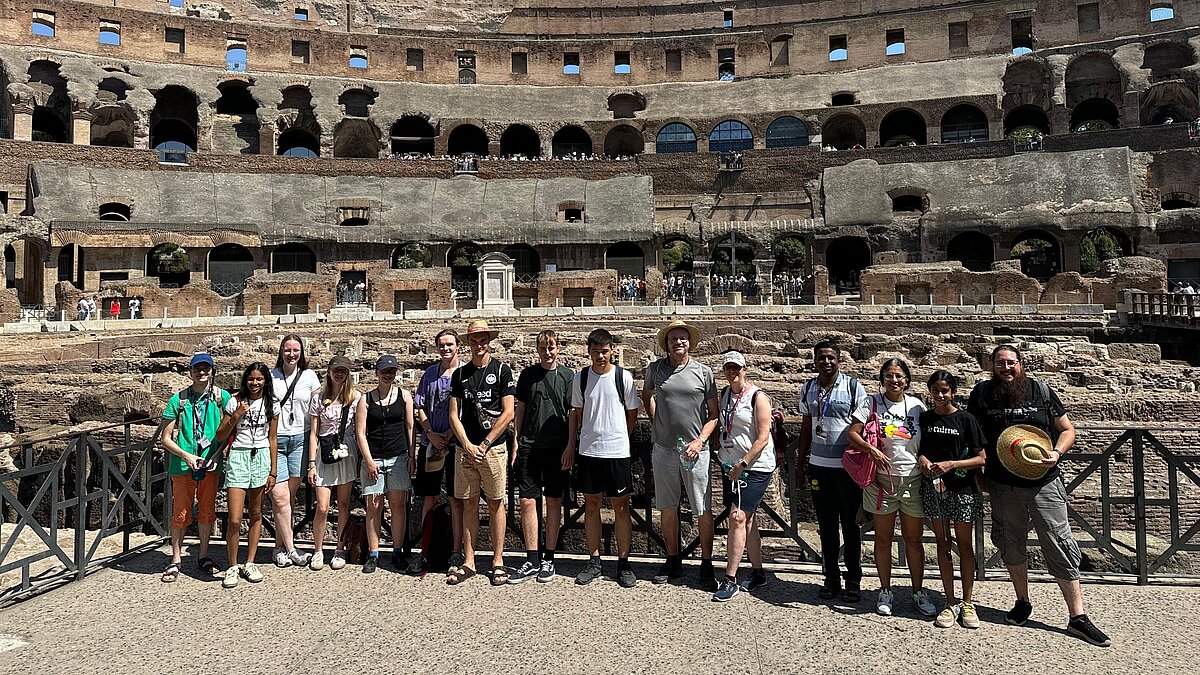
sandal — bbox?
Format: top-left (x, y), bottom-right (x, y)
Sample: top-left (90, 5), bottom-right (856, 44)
top-left (490, 566), bottom-right (509, 586)
top-left (161, 562), bottom-right (180, 583)
top-left (446, 567), bottom-right (476, 585)
top-left (199, 556), bottom-right (220, 577)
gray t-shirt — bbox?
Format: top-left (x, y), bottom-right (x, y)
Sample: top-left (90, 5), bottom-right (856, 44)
top-left (643, 357), bottom-right (718, 447)
top-left (801, 373), bottom-right (870, 468)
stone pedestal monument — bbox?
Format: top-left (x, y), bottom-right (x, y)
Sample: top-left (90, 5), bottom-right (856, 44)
top-left (477, 252), bottom-right (515, 312)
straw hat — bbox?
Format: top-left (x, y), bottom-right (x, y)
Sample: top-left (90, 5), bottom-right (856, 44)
top-left (996, 424), bottom-right (1053, 480)
top-left (656, 319), bottom-right (701, 352)
top-left (464, 319), bottom-right (500, 341)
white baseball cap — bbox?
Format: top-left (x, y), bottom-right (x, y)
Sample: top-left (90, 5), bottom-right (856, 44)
top-left (722, 351), bottom-right (746, 368)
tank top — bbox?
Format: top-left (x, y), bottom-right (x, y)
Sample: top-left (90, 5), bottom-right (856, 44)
top-left (365, 388), bottom-right (409, 459)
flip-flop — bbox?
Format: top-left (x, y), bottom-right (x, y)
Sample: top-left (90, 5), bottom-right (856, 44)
top-left (446, 567), bottom-right (476, 585)
top-left (490, 566), bottom-right (509, 586)
top-left (161, 562), bottom-right (180, 583)
top-left (199, 556), bottom-right (220, 577)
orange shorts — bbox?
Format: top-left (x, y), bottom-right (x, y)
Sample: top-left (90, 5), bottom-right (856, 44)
top-left (171, 472), bottom-right (220, 529)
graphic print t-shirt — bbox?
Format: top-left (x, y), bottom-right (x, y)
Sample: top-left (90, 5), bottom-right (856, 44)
top-left (451, 358), bottom-right (516, 445)
top-left (224, 396), bottom-right (281, 450)
top-left (917, 409), bottom-right (985, 493)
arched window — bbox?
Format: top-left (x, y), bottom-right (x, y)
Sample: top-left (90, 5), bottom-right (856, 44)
top-left (604, 125), bottom-right (644, 157)
top-left (708, 120), bottom-right (753, 153)
top-left (278, 128), bottom-right (319, 157)
top-left (208, 243), bottom-right (255, 295)
top-left (879, 109), bottom-right (927, 146)
top-left (390, 116), bottom-right (435, 155)
top-left (499, 124), bottom-right (541, 158)
top-left (766, 116), bottom-right (809, 149)
top-left (146, 243), bottom-right (191, 287)
top-left (552, 126), bottom-right (592, 157)
top-left (821, 114), bottom-right (866, 150)
top-left (1151, 2), bottom-right (1175, 21)
top-left (1010, 230), bottom-right (1062, 280)
top-left (940, 105), bottom-right (989, 143)
top-left (656, 123), bottom-right (697, 154)
top-left (99, 203), bottom-right (131, 221)
top-left (271, 243), bottom-right (316, 273)
top-left (447, 124), bottom-right (488, 156)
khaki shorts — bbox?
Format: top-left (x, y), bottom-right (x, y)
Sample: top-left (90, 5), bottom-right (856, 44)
top-left (454, 443), bottom-right (507, 501)
top-left (990, 478), bottom-right (1082, 580)
top-left (863, 474), bottom-right (925, 518)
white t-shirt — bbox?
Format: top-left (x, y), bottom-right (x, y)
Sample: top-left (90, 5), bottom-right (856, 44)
top-left (571, 366), bottom-right (639, 459)
top-left (272, 368), bottom-right (322, 436)
top-left (224, 396), bottom-right (281, 450)
top-left (858, 393), bottom-right (925, 477)
top-left (718, 384), bottom-right (776, 473)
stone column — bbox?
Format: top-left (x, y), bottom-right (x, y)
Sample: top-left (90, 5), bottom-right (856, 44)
top-left (72, 109), bottom-right (92, 145)
top-left (258, 119), bottom-right (276, 155)
top-left (692, 260), bottom-right (713, 305)
top-left (12, 103), bottom-right (33, 142)
top-left (753, 258), bottom-right (775, 304)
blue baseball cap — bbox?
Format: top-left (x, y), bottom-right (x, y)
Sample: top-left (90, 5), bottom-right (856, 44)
top-left (375, 355), bottom-right (399, 371)
top-left (189, 353), bottom-right (215, 368)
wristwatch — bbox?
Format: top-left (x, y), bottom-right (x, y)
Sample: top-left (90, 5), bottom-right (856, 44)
top-left (739, 460), bottom-right (749, 469)
top-left (480, 438), bottom-right (492, 449)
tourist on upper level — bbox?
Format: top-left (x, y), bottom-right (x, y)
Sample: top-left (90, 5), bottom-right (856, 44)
top-left (108, 298), bottom-right (120, 320)
top-left (509, 330), bottom-right (573, 584)
top-left (642, 319), bottom-right (720, 590)
top-left (412, 329), bottom-right (465, 576)
top-left (306, 355), bottom-right (361, 572)
top-left (917, 370), bottom-right (986, 629)
top-left (712, 351), bottom-right (775, 602)
top-left (565, 328), bottom-right (640, 588)
top-left (848, 358), bottom-right (935, 618)
top-left (128, 297), bottom-right (141, 320)
top-left (76, 297), bottom-right (88, 322)
top-left (355, 354), bottom-right (415, 574)
top-left (215, 362), bottom-right (280, 588)
top-left (797, 341), bottom-right (869, 602)
top-left (269, 334), bottom-right (320, 569)
top-left (967, 345), bottom-right (1111, 647)
top-left (160, 352), bottom-right (230, 583)
top-left (447, 320), bottom-right (515, 586)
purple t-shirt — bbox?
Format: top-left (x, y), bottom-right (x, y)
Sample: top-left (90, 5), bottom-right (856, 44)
top-left (415, 363), bottom-right (456, 445)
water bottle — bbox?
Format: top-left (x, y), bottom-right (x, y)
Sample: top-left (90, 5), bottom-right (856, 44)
top-left (677, 436), bottom-right (696, 470)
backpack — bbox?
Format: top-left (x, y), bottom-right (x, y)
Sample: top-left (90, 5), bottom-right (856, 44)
top-left (420, 502), bottom-right (454, 572)
top-left (803, 375), bottom-right (860, 421)
top-left (579, 365), bottom-right (627, 408)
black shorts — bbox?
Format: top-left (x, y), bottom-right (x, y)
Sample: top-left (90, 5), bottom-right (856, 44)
top-left (413, 442), bottom-right (457, 498)
top-left (516, 444), bottom-right (566, 499)
top-left (575, 455), bottom-right (632, 498)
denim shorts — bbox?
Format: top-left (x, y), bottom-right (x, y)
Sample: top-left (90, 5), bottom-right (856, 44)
top-left (361, 454), bottom-right (413, 496)
top-left (723, 469), bottom-right (772, 515)
top-left (275, 433), bottom-right (307, 481)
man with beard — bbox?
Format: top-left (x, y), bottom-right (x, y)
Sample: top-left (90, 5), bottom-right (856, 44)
top-left (967, 345), bottom-right (1110, 647)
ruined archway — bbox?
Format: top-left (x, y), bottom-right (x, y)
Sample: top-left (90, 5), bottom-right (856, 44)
top-left (1070, 98), bottom-right (1121, 132)
top-left (270, 243), bottom-right (316, 273)
top-left (150, 85), bottom-right (199, 150)
top-left (879, 109), bottom-right (927, 146)
top-left (1004, 105), bottom-right (1051, 138)
top-left (278, 128), bottom-right (319, 157)
top-left (146, 243), bottom-right (191, 288)
top-left (28, 61), bottom-right (70, 143)
top-left (1141, 41), bottom-right (1194, 81)
top-left (448, 241), bottom-right (482, 292)
top-left (391, 243), bottom-right (431, 269)
top-left (278, 85), bottom-right (320, 156)
top-left (773, 235), bottom-right (807, 274)
top-left (90, 105), bottom-right (135, 147)
top-left (940, 104), bottom-right (989, 143)
top-left (551, 125), bottom-right (592, 157)
top-left (1080, 227), bottom-right (1132, 274)
top-left (661, 236), bottom-right (694, 273)
top-left (213, 80), bottom-right (259, 155)
top-left (604, 125), bottom-right (643, 157)
top-left (390, 116), bottom-right (435, 155)
top-left (1001, 59), bottom-right (1053, 111)
top-left (447, 124), bottom-right (488, 156)
top-left (605, 242), bottom-right (645, 278)
top-left (1065, 53), bottom-right (1123, 109)
top-left (825, 236), bottom-right (871, 291)
top-left (946, 231), bottom-right (994, 272)
top-left (710, 234), bottom-right (756, 278)
top-left (1010, 230), bottom-right (1062, 280)
top-left (332, 118), bottom-right (382, 158)
top-left (821, 114), bottom-right (866, 150)
top-left (1140, 81), bottom-right (1199, 126)
top-left (208, 243), bottom-right (254, 295)
top-left (500, 124), bottom-right (541, 158)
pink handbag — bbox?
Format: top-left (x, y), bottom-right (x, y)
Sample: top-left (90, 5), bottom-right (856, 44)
top-left (842, 398), bottom-right (896, 509)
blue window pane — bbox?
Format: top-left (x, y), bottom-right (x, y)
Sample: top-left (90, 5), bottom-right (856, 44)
top-left (169, 0), bottom-right (183, 7)
top-left (709, 120), bottom-right (753, 153)
top-left (829, 48), bottom-right (847, 62)
top-left (227, 48), bottom-right (247, 72)
top-left (886, 42), bottom-right (905, 56)
top-left (282, 146), bottom-right (318, 158)
top-left (32, 22), bottom-right (54, 37)
top-left (766, 116), bottom-right (810, 149)
top-left (614, 64), bottom-right (631, 74)
top-left (656, 123), bottom-right (697, 154)
top-left (1011, 46), bottom-right (1033, 56)
top-left (724, 19), bottom-right (732, 28)
top-left (349, 56), bottom-right (368, 69)
top-left (295, 9), bottom-right (308, 20)
top-left (1150, 7), bottom-right (1174, 21)
top-left (100, 30), bottom-right (120, 46)
top-left (563, 64), bottom-right (580, 75)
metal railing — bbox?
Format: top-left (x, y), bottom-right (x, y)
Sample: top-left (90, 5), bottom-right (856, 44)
top-left (1129, 291), bottom-right (1200, 326)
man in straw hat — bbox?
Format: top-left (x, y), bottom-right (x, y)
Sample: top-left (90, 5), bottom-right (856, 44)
top-left (447, 319), bottom-right (515, 586)
top-left (967, 344), bottom-right (1110, 647)
top-left (642, 319), bottom-right (720, 590)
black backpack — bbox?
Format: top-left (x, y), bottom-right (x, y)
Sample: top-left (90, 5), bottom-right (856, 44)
top-left (420, 502), bottom-right (454, 572)
top-left (579, 365), bottom-right (627, 408)
top-left (802, 376), bottom-right (860, 420)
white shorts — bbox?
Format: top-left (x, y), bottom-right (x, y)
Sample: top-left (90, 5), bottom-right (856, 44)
top-left (651, 444), bottom-right (713, 515)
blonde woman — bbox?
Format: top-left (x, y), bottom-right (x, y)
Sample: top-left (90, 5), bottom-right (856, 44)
top-left (306, 355), bottom-right (361, 571)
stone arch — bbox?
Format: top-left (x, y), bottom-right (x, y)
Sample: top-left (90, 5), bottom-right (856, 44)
top-left (213, 80), bottom-right (259, 155)
top-left (1081, 227), bottom-right (1133, 274)
top-left (1065, 52), bottom-right (1124, 109)
top-left (499, 124), bottom-right (541, 157)
top-left (607, 91), bottom-right (646, 119)
top-left (27, 60), bottom-right (71, 143)
top-left (946, 231), bottom-right (993, 271)
top-left (1001, 58), bottom-right (1053, 111)
top-left (1070, 98), bottom-right (1121, 132)
top-left (1005, 105), bottom-right (1051, 137)
top-left (888, 187), bottom-right (928, 214)
top-left (655, 122), bottom-right (698, 154)
top-left (604, 124), bottom-right (644, 157)
top-left (1140, 81), bottom-right (1199, 126)
top-left (208, 243), bottom-right (255, 294)
top-left (446, 123), bottom-right (489, 156)
top-left (1162, 191), bottom-right (1197, 210)
top-left (90, 105), bottom-right (135, 147)
top-left (447, 241), bottom-right (482, 288)
top-left (661, 234), bottom-right (694, 273)
top-left (772, 233), bottom-right (808, 274)
top-left (708, 119), bottom-right (753, 153)
top-left (1142, 41), bottom-right (1195, 80)
top-left (709, 233), bottom-right (757, 278)
top-left (390, 115), bottom-right (435, 155)
top-left (270, 243), bottom-right (316, 273)
top-left (278, 127), bottom-right (319, 157)
top-left (146, 243), bottom-right (191, 287)
top-left (765, 115), bottom-right (810, 149)
top-left (821, 113), bottom-right (866, 149)
top-left (551, 125), bottom-right (592, 156)
top-left (332, 118), bottom-right (382, 158)
top-left (57, 243), bottom-right (84, 289)
top-left (150, 85), bottom-right (199, 151)
top-left (1010, 230), bottom-right (1062, 280)
top-left (940, 104), bottom-right (989, 143)
top-left (338, 86), bottom-right (377, 118)
top-left (879, 108), bottom-right (927, 146)
top-left (390, 243), bottom-right (431, 269)
top-left (605, 241), bottom-right (645, 278)
top-left (825, 236), bottom-right (871, 291)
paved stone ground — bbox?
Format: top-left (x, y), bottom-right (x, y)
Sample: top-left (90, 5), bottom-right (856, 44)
top-left (0, 547), bottom-right (1192, 674)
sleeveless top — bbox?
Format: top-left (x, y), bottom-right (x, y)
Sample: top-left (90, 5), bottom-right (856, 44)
top-left (365, 388), bottom-right (409, 459)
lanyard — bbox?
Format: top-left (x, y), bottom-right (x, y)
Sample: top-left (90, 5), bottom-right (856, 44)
top-left (722, 385), bottom-right (749, 437)
top-left (814, 379), bottom-right (835, 418)
top-left (187, 387), bottom-right (209, 444)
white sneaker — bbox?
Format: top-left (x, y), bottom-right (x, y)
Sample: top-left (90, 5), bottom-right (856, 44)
top-left (222, 565), bottom-right (240, 589)
top-left (913, 589), bottom-right (938, 617)
top-left (241, 562), bottom-right (264, 583)
top-left (273, 550), bottom-right (292, 568)
top-left (309, 550), bottom-right (325, 571)
top-left (288, 549), bottom-right (312, 567)
top-left (330, 551), bottom-right (347, 570)
top-left (876, 588), bottom-right (894, 616)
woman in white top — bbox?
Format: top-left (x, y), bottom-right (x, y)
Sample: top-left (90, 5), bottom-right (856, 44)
top-left (215, 362), bottom-right (280, 588)
top-left (848, 358), bottom-right (935, 618)
top-left (712, 351), bottom-right (776, 602)
top-left (306, 355), bottom-right (361, 571)
top-left (269, 334), bottom-right (321, 568)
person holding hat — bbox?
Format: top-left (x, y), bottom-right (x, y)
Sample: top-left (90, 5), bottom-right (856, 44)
top-left (306, 355), bottom-right (362, 572)
top-left (448, 319), bottom-right (515, 585)
top-left (412, 329), bottom-right (465, 575)
top-left (355, 354), bottom-right (415, 573)
top-left (642, 318), bottom-right (720, 589)
top-left (967, 345), bottom-right (1110, 647)
top-left (159, 353), bottom-right (231, 583)
top-left (712, 351), bottom-right (775, 601)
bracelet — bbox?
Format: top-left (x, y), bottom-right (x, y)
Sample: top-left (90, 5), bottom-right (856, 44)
top-left (268, 473), bottom-right (277, 478)
top-left (308, 460), bottom-right (316, 466)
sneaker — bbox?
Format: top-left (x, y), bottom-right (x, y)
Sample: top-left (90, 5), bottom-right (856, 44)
top-left (222, 565), bottom-right (240, 589)
top-left (818, 585), bottom-right (840, 600)
top-left (712, 579), bottom-right (740, 602)
top-left (842, 586), bottom-right (861, 603)
top-left (740, 569), bottom-right (768, 592)
top-left (241, 562), bottom-right (264, 583)
top-left (273, 549), bottom-right (292, 568)
top-left (363, 556), bottom-right (378, 574)
top-left (288, 549), bottom-right (312, 567)
top-left (617, 565), bottom-right (637, 588)
top-left (330, 552), bottom-right (347, 570)
top-left (509, 561), bottom-right (539, 584)
top-left (960, 600), bottom-right (980, 629)
top-left (309, 551), bottom-right (325, 571)
top-left (575, 560), bottom-right (603, 586)
top-left (1067, 614), bottom-right (1111, 647)
top-left (536, 560), bottom-right (556, 583)
top-left (876, 588), bottom-right (894, 616)
top-left (651, 559), bottom-right (683, 585)
top-left (913, 589), bottom-right (938, 617)
top-left (935, 603), bottom-right (961, 628)
top-left (697, 560), bottom-right (719, 592)
top-left (1006, 598), bottom-right (1033, 626)
top-left (448, 552), bottom-right (466, 570)
top-left (405, 556), bottom-right (427, 576)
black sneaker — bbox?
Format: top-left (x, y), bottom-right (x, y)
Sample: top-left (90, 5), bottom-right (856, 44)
top-left (509, 561), bottom-right (540, 584)
top-left (818, 585), bottom-right (840, 600)
top-left (536, 560), bottom-right (556, 583)
top-left (362, 556), bottom-right (378, 574)
top-left (404, 555), bottom-right (427, 576)
top-left (1067, 614), bottom-right (1112, 647)
top-left (842, 586), bottom-right (861, 603)
top-left (697, 560), bottom-right (719, 592)
top-left (1006, 598), bottom-right (1034, 626)
top-left (617, 565), bottom-right (637, 588)
top-left (575, 560), bottom-right (603, 585)
top-left (712, 578), bottom-right (739, 602)
top-left (652, 560), bottom-right (683, 585)
top-left (740, 569), bottom-right (768, 592)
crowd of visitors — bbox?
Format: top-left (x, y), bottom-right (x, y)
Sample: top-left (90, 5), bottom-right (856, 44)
top-left (618, 275), bottom-right (647, 300)
top-left (712, 274), bottom-right (757, 296)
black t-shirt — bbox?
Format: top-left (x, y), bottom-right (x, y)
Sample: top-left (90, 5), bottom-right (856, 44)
top-left (515, 364), bottom-right (573, 450)
top-left (917, 409), bottom-right (985, 493)
top-left (450, 358), bottom-right (516, 445)
top-left (966, 378), bottom-right (1067, 488)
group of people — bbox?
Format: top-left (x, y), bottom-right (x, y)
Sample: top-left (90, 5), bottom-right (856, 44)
top-left (76, 295), bottom-right (141, 321)
top-left (161, 320), bottom-right (1110, 647)
top-left (618, 275), bottom-right (647, 301)
top-left (712, 274), bottom-right (757, 296)
top-left (661, 273), bottom-right (696, 301)
top-left (335, 278), bottom-right (368, 305)
top-left (774, 272), bottom-right (812, 303)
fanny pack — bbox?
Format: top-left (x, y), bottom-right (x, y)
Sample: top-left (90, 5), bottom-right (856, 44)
top-left (318, 402), bottom-right (351, 464)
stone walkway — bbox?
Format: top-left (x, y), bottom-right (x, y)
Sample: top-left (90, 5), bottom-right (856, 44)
top-left (0, 548), bottom-right (1192, 674)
